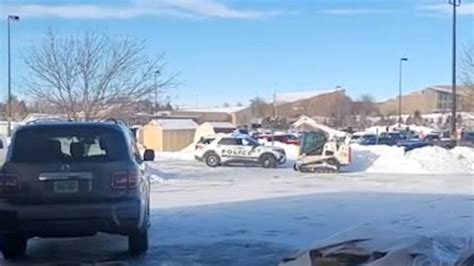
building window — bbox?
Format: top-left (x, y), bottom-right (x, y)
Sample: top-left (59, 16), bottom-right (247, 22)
top-left (436, 92), bottom-right (453, 111)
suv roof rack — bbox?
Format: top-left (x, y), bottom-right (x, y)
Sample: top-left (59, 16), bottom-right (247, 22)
top-left (25, 117), bottom-right (71, 125)
top-left (103, 118), bottom-right (129, 127)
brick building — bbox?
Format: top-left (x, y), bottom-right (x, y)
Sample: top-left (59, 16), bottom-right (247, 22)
top-left (378, 85), bottom-right (472, 116)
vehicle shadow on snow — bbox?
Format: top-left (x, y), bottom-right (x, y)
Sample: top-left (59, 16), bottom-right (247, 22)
top-left (341, 149), bottom-right (379, 172)
top-left (0, 237), bottom-right (291, 266)
top-left (2, 192), bottom-right (471, 265)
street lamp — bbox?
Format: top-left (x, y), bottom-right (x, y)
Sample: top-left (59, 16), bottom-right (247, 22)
top-left (334, 85), bottom-right (341, 127)
top-left (153, 70), bottom-right (160, 114)
top-left (449, 0), bottom-right (461, 139)
top-left (398, 57), bottom-right (408, 128)
top-left (7, 15), bottom-right (20, 137)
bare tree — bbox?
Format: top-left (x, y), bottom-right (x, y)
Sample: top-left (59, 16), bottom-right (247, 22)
top-left (413, 110), bottom-right (423, 125)
top-left (24, 30), bottom-right (177, 120)
top-left (460, 45), bottom-right (474, 112)
top-left (350, 94), bottom-right (378, 128)
top-left (250, 97), bottom-right (268, 118)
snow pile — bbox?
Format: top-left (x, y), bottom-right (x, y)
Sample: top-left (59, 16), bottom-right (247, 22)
top-left (406, 146), bottom-right (473, 173)
top-left (280, 227), bottom-right (471, 266)
top-left (450, 146), bottom-right (474, 171)
top-left (345, 145), bottom-right (427, 174)
top-left (347, 145), bottom-right (474, 174)
top-left (181, 143), bottom-right (196, 153)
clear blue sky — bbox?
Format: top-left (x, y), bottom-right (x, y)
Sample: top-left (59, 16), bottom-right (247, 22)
top-left (0, 0), bottom-right (473, 107)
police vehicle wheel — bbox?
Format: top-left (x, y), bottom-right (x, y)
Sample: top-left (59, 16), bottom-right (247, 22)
top-left (260, 154), bottom-right (277, 168)
top-left (205, 153), bottom-right (220, 167)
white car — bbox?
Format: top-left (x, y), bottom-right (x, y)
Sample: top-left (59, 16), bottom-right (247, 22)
top-left (194, 135), bottom-right (286, 168)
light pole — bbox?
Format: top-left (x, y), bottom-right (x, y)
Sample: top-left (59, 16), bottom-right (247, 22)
top-left (153, 70), bottom-right (160, 114)
top-left (334, 85), bottom-right (341, 127)
top-left (449, 0), bottom-right (461, 139)
top-left (398, 57), bottom-right (408, 128)
top-left (7, 15), bottom-right (20, 137)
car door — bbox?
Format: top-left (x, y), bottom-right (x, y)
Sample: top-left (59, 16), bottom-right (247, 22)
top-left (240, 138), bottom-right (259, 161)
top-left (217, 138), bottom-right (241, 162)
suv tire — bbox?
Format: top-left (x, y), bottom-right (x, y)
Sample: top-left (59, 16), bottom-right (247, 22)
top-left (1, 235), bottom-right (27, 259)
top-left (205, 152), bottom-right (220, 167)
top-left (260, 154), bottom-right (277, 168)
top-left (128, 229), bottom-right (149, 255)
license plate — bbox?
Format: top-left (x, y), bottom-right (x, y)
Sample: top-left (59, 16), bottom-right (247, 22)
top-left (54, 180), bottom-right (79, 193)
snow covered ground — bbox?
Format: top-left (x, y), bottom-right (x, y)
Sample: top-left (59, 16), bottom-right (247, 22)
top-left (4, 155), bottom-right (473, 266)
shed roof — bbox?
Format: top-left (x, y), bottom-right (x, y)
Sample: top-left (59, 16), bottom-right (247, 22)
top-left (179, 106), bottom-right (248, 114)
top-left (207, 122), bottom-right (236, 129)
top-left (151, 119), bottom-right (198, 130)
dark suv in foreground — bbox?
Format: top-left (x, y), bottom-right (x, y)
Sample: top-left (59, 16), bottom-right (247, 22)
top-left (0, 121), bottom-right (155, 259)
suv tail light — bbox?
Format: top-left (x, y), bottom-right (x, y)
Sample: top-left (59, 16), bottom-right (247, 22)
top-left (0, 174), bottom-right (21, 198)
top-left (111, 171), bottom-right (139, 190)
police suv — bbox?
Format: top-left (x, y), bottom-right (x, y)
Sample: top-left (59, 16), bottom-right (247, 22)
top-left (194, 135), bottom-right (286, 168)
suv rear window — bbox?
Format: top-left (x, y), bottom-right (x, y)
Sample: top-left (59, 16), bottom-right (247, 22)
top-left (218, 138), bottom-right (240, 145)
top-left (198, 137), bottom-right (215, 145)
top-left (11, 127), bottom-right (128, 163)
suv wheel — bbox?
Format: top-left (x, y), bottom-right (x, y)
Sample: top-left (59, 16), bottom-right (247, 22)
top-left (260, 154), bottom-right (277, 168)
top-left (205, 153), bottom-right (220, 167)
top-left (1, 235), bottom-right (27, 259)
top-left (128, 229), bottom-right (149, 255)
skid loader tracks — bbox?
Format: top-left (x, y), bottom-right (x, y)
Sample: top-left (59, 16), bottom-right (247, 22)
top-left (299, 166), bottom-right (338, 174)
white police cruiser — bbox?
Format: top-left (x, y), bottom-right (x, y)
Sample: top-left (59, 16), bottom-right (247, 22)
top-left (194, 134), bottom-right (286, 168)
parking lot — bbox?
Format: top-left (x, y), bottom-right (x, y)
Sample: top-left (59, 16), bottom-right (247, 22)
top-left (2, 159), bottom-right (472, 265)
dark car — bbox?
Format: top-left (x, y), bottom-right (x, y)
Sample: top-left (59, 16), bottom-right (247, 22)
top-left (0, 121), bottom-right (155, 259)
top-left (397, 140), bottom-right (433, 152)
top-left (359, 136), bottom-right (396, 146)
top-left (422, 134), bottom-right (441, 142)
top-left (462, 132), bottom-right (474, 143)
top-left (259, 134), bottom-right (300, 145)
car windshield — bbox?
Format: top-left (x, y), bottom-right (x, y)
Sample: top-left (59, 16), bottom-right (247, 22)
top-left (11, 127), bottom-right (128, 163)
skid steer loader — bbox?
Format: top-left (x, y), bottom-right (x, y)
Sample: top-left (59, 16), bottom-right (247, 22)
top-left (294, 131), bottom-right (351, 173)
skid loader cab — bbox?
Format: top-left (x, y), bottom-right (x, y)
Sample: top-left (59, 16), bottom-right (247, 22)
top-left (300, 131), bottom-right (328, 156)
top-left (295, 131), bottom-right (351, 173)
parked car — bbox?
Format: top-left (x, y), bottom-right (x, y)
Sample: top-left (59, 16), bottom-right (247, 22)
top-left (0, 136), bottom-right (9, 164)
top-left (422, 134), bottom-right (441, 142)
top-left (263, 134), bottom-right (300, 145)
top-left (397, 140), bottom-right (433, 152)
top-left (195, 135), bottom-right (286, 168)
top-left (359, 134), bottom-right (377, 142)
top-left (0, 121), bottom-right (155, 259)
top-left (359, 136), bottom-right (396, 146)
top-left (386, 132), bottom-right (406, 142)
top-left (462, 131), bottom-right (474, 143)
top-left (349, 132), bottom-right (365, 143)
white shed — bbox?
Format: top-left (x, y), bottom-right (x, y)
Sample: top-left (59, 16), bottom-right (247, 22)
top-left (139, 119), bottom-right (198, 152)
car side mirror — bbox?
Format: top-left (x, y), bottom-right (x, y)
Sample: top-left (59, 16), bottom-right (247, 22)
top-left (143, 149), bottom-right (155, 162)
